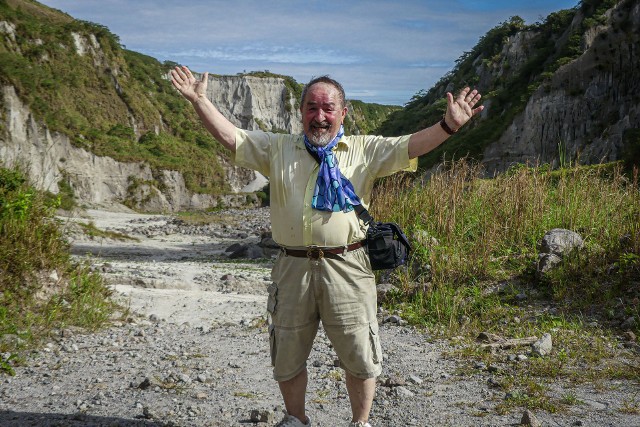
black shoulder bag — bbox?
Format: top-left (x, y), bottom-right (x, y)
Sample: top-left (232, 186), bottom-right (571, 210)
top-left (305, 146), bottom-right (411, 270)
top-left (353, 204), bottom-right (411, 270)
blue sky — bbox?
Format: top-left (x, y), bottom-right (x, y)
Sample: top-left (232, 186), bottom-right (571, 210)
top-left (39, 0), bottom-right (579, 105)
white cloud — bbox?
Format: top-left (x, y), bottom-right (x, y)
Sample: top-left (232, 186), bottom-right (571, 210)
top-left (39, 0), bottom-right (579, 105)
top-left (150, 45), bottom-right (363, 65)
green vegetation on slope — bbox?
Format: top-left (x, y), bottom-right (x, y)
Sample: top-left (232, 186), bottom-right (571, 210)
top-left (345, 100), bottom-right (401, 135)
top-left (0, 0), bottom-right (228, 194)
top-left (0, 167), bottom-right (117, 374)
top-left (377, 0), bottom-right (629, 171)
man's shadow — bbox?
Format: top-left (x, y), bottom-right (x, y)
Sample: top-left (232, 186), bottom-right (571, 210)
top-left (0, 410), bottom-right (170, 427)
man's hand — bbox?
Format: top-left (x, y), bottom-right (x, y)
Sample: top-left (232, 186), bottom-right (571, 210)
top-left (444, 87), bottom-right (484, 132)
top-left (170, 65), bottom-right (209, 104)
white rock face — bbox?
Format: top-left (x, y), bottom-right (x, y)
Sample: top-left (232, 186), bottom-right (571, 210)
top-left (204, 75), bottom-right (302, 134)
top-left (0, 85), bottom-right (259, 212)
top-left (0, 20), bottom-right (17, 44)
top-left (480, 2), bottom-right (640, 175)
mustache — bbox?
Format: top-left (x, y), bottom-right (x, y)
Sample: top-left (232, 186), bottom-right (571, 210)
top-left (311, 121), bottom-right (330, 129)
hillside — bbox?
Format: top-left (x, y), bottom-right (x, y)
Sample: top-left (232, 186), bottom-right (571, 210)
top-left (377, 0), bottom-right (640, 175)
top-left (0, 0), bottom-right (397, 210)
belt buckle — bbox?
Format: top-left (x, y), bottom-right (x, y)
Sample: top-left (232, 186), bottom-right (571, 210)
top-left (307, 246), bottom-right (324, 260)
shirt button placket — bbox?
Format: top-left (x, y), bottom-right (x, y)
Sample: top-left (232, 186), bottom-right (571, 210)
top-left (303, 173), bottom-right (316, 245)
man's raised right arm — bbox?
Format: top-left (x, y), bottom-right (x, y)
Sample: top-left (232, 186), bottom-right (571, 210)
top-left (170, 66), bottom-right (237, 153)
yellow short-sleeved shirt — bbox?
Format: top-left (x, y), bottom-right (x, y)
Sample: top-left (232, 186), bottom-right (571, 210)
top-left (233, 129), bottom-right (417, 247)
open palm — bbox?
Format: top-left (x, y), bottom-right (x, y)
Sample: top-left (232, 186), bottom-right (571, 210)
top-left (445, 87), bottom-right (484, 130)
top-left (170, 66), bottom-right (209, 104)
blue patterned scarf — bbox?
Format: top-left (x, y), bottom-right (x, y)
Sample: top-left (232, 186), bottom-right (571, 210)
top-left (304, 125), bottom-right (361, 213)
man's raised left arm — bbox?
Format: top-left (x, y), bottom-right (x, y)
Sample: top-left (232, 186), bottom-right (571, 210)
top-left (407, 87), bottom-right (484, 159)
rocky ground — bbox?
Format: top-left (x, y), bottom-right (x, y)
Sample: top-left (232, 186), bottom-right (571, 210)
top-left (0, 207), bottom-right (638, 427)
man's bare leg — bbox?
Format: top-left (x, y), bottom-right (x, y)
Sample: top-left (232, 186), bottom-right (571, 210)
top-left (345, 371), bottom-right (376, 422)
top-left (278, 368), bottom-right (309, 423)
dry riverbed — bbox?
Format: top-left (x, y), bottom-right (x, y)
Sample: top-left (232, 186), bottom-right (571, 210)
top-left (0, 207), bottom-right (638, 426)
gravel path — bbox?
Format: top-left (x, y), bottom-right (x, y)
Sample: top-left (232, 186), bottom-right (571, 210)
top-left (1, 208), bottom-right (637, 427)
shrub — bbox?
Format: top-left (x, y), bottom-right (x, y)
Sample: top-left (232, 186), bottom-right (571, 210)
top-left (0, 167), bottom-right (117, 357)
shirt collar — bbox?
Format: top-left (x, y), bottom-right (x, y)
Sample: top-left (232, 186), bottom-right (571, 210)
top-left (295, 134), bottom-right (350, 150)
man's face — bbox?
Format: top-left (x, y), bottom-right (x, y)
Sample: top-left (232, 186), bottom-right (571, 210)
top-left (301, 82), bottom-right (347, 147)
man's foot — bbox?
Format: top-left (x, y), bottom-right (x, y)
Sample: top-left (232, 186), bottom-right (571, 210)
top-left (349, 422), bottom-right (371, 427)
top-left (275, 414), bottom-right (311, 427)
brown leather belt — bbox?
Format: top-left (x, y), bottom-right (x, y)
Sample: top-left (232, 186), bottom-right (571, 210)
top-left (282, 241), bottom-right (366, 259)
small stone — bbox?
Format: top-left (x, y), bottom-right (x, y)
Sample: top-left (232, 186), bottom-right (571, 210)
top-left (384, 315), bottom-right (403, 324)
top-left (477, 332), bottom-right (502, 343)
top-left (178, 373), bottom-right (191, 384)
top-left (537, 253), bottom-right (563, 275)
top-left (394, 386), bottom-right (414, 397)
top-left (376, 283), bottom-right (398, 304)
top-left (621, 317), bottom-right (637, 330)
top-left (408, 375), bottom-right (423, 385)
top-left (385, 375), bottom-right (406, 387)
top-left (142, 406), bottom-right (156, 419)
top-left (531, 333), bottom-right (553, 357)
top-left (138, 376), bottom-right (162, 390)
top-left (623, 331), bottom-right (636, 342)
top-left (225, 243), bottom-right (243, 253)
top-left (487, 377), bottom-right (501, 388)
top-left (48, 270), bottom-right (59, 282)
top-left (250, 409), bottom-right (274, 423)
top-left (520, 409), bottom-right (542, 427)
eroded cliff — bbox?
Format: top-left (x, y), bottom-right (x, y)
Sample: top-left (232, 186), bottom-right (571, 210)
top-left (0, 85), bottom-right (260, 212)
top-left (481, 1), bottom-right (640, 173)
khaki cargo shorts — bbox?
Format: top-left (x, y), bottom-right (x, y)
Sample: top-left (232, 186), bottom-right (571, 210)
top-left (266, 247), bottom-right (382, 382)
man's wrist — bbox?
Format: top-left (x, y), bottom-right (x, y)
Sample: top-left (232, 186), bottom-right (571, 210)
top-left (439, 117), bottom-right (458, 136)
top-left (191, 94), bottom-right (208, 105)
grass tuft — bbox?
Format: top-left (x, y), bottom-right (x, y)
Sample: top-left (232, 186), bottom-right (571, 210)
top-left (0, 167), bottom-right (118, 363)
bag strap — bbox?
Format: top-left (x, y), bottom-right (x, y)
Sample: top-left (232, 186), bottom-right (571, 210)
top-left (305, 144), bottom-right (375, 226)
top-left (386, 221), bottom-right (411, 250)
top-left (354, 204), bottom-right (374, 226)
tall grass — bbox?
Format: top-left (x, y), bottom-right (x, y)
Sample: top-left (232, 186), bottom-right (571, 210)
top-left (0, 167), bottom-right (117, 371)
top-left (372, 160), bottom-right (640, 333)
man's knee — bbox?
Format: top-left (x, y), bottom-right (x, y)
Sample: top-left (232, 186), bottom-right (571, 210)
top-left (270, 321), bottom-right (319, 382)
top-left (324, 321), bottom-right (383, 379)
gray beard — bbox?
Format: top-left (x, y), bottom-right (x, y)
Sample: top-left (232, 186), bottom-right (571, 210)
top-left (307, 131), bottom-right (334, 147)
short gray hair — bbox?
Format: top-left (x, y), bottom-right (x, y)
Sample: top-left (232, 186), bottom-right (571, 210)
top-left (300, 76), bottom-right (346, 108)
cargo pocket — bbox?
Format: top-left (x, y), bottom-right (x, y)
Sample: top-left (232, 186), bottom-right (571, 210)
top-left (369, 322), bottom-right (382, 364)
top-left (266, 283), bottom-right (278, 314)
top-left (268, 323), bottom-right (277, 366)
